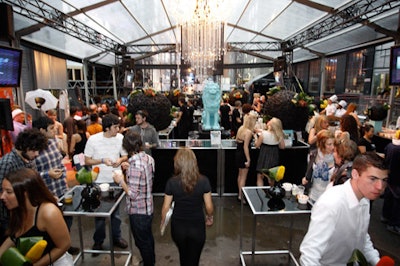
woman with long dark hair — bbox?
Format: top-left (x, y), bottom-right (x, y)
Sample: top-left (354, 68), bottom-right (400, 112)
top-left (0, 168), bottom-right (72, 265)
top-left (161, 148), bottom-right (214, 266)
top-left (338, 114), bottom-right (360, 143)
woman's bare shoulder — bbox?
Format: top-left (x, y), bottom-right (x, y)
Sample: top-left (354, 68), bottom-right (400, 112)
top-left (39, 202), bottom-right (61, 219)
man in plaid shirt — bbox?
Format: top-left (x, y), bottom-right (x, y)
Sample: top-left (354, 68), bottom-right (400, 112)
top-left (33, 116), bottom-right (80, 255)
top-left (0, 128), bottom-right (47, 244)
top-left (113, 130), bottom-right (155, 266)
top-left (33, 117), bottom-right (66, 199)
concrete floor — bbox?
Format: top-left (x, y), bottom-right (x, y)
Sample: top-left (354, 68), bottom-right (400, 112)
top-left (70, 195), bottom-right (400, 266)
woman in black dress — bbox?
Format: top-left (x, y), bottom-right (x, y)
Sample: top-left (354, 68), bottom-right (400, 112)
top-left (235, 112), bottom-right (257, 201)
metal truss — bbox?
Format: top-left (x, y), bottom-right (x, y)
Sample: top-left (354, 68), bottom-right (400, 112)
top-left (226, 42), bottom-right (282, 52)
top-left (284, 0), bottom-right (400, 50)
top-left (126, 44), bottom-right (176, 55)
top-left (3, 0), bottom-right (121, 52)
top-left (2, 0), bottom-right (397, 63)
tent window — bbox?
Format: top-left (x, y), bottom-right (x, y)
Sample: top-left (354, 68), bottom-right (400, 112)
top-left (308, 60), bottom-right (321, 93)
top-left (345, 50), bottom-right (366, 93)
top-left (325, 57), bottom-right (337, 93)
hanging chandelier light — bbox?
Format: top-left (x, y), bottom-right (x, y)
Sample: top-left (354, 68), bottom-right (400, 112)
top-left (179, 0), bottom-right (225, 79)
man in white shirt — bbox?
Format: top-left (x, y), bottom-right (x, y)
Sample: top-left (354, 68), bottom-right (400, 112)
top-left (84, 114), bottom-right (128, 254)
top-left (335, 100), bottom-right (347, 117)
top-left (300, 152), bottom-right (389, 266)
top-left (320, 95), bottom-right (337, 116)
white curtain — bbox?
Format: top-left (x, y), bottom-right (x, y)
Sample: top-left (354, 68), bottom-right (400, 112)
top-left (34, 51), bottom-right (67, 90)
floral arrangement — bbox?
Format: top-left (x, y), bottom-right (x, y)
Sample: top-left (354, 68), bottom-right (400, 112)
top-left (291, 91), bottom-right (314, 108)
top-left (143, 88), bottom-right (156, 97)
top-left (264, 89), bottom-right (310, 130)
top-left (377, 87), bottom-right (391, 97)
top-left (347, 249), bottom-right (394, 266)
top-left (173, 88), bottom-right (181, 97)
top-left (130, 88), bottom-right (143, 98)
top-left (266, 86), bottom-right (281, 96)
top-left (233, 91), bottom-right (243, 99)
top-left (228, 88), bottom-right (248, 105)
top-left (170, 106), bottom-right (178, 118)
top-left (266, 84), bottom-right (314, 110)
top-left (364, 102), bottom-right (390, 121)
top-left (222, 93), bottom-right (230, 101)
top-left (320, 98), bottom-right (328, 110)
top-left (75, 166), bottom-right (99, 184)
top-left (1, 237), bottom-right (48, 265)
top-left (261, 165), bottom-right (285, 182)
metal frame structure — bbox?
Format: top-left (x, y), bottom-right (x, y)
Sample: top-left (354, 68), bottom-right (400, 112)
top-left (7, 0), bottom-right (120, 51)
top-left (284, 0), bottom-right (400, 51)
top-left (3, 0), bottom-right (399, 64)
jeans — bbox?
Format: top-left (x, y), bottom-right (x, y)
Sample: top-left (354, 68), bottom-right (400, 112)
top-left (382, 186), bottom-right (400, 226)
top-left (64, 216), bottom-right (73, 231)
top-left (93, 205), bottom-right (122, 243)
top-left (129, 214), bottom-right (155, 266)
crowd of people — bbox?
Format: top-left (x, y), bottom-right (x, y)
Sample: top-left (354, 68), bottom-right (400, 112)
top-left (0, 96), bottom-right (216, 265)
top-left (229, 92), bottom-right (399, 265)
top-left (0, 89), bottom-right (399, 265)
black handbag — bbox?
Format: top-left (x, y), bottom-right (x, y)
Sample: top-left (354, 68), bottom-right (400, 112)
top-left (304, 150), bottom-right (317, 194)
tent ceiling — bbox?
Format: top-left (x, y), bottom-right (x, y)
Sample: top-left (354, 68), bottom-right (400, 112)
top-left (2, 0), bottom-right (400, 66)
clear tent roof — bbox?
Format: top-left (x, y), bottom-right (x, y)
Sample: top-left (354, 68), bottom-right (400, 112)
top-left (3, 0), bottom-right (399, 66)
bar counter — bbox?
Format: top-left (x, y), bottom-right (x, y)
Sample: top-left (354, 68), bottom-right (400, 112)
top-left (152, 139), bottom-right (309, 196)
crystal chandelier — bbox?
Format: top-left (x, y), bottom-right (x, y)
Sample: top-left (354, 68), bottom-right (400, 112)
top-left (180, 0), bottom-right (225, 79)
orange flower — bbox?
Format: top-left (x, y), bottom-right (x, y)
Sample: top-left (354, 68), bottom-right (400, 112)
top-left (173, 89), bottom-right (180, 97)
top-left (234, 92), bottom-right (242, 99)
top-left (144, 88), bottom-right (156, 97)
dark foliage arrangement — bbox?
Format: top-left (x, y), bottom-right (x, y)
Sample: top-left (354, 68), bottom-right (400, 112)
top-left (165, 89), bottom-right (181, 107)
top-left (366, 104), bottom-right (389, 121)
top-left (127, 89), bottom-right (172, 131)
top-left (263, 89), bottom-right (309, 131)
top-left (228, 88), bottom-right (249, 105)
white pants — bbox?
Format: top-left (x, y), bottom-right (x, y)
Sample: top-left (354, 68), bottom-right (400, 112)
top-left (52, 252), bottom-right (73, 266)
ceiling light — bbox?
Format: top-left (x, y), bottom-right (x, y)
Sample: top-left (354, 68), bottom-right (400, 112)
top-left (179, 0), bottom-right (226, 80)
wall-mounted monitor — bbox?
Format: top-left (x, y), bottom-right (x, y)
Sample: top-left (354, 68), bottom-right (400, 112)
top-left (0, 45), bottom-right (22, 87)
top-left (389, 45), bottom-right (400, 85)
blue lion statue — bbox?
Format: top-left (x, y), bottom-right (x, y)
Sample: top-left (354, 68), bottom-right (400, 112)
top-left (202, 79), bottom-right (221, 130)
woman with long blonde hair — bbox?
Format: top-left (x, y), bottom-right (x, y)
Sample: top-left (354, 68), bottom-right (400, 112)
top-left (308, 115), bottom-right (329, 150)
top-left (161, 148), bottom-right (214, 266)
top-left (255, 117), bottom-right (285, 186)
top-left (235, 111), bottom-right (258, 201)
top-left (302, 129), bottom-right (335, 203)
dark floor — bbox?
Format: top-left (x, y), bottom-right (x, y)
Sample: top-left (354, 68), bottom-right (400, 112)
top-left (70, 195), bottom-right (400, 266)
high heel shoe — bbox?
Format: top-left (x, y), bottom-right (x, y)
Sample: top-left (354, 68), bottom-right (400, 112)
top-left (237, 197), bottom-right (247, 205)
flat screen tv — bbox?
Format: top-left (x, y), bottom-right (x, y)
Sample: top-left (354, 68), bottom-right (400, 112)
top-left (0, 45), bottom-right (22, 87)
top-left (389, 45), bottom-right (400, 85)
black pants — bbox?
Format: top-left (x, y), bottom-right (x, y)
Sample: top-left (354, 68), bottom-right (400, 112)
top-left (129, 214), bottom-right (155, 266)
top-left (171, 218), bottom-right (205, 266)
